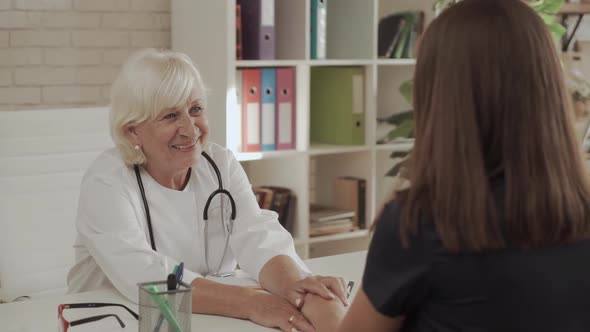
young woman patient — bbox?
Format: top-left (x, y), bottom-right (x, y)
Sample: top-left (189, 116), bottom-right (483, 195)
top-left (300, 0), bottom-right (590, 331)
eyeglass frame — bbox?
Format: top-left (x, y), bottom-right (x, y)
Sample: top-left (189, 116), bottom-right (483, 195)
top-left (57, 302), bottom-right (139, 331)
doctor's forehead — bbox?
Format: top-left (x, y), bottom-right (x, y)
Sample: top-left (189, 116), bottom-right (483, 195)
top-left (162, 89), bottom-right (205, 111)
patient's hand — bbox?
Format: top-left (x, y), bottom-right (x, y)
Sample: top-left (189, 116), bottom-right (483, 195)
top-left (301, 293), bottom-right (347, 332)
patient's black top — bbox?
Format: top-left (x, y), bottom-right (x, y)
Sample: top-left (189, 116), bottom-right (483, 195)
top-left (363, 181), bottom-right (590, 332)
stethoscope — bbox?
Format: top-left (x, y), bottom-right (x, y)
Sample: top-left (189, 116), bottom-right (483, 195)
top-left (134, 151), bottom-right (237, 277)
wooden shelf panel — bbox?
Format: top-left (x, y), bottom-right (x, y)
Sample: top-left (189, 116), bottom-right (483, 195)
top-left (559, 3), bottom-right (590, 15)
top-left (376, 58), bottom-right (417, 66)
top-left (236, 150), bottom-right (303, 162)
top-left (374, 140), bottom-right (414, 152)
top-left (308, 229), bottom-right (370, 244)
top-left (309, 59), bottom-right (374, 66)
top-left (308, 144), bottom-right (371, 156)
top-left (235, 60), bottom-right (304, 68)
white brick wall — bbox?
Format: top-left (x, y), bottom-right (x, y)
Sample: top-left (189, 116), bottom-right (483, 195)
top-left (0, 0), bottom-right (170, 110)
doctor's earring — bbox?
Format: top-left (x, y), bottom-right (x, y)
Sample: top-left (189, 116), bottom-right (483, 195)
top-left (134, 145), bottom-right (141, 150)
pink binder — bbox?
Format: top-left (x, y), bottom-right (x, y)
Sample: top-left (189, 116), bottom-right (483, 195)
top-left (242, 68), bottom-right (261, 152)
top-left (276, 67), bottom-right (295, 150)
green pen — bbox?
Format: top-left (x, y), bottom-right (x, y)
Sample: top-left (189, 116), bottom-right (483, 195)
top-left (145, 285), bottom-right (184, 332)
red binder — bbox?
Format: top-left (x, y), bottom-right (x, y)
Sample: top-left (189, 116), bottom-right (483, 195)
top-left (242, 68), bottom-right (261, 152)
top-left (276, 67), bottom-right (295, 150)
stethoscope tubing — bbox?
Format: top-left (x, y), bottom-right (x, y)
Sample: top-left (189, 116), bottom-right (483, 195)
top-left (134, 151), bottom-right (236, 276)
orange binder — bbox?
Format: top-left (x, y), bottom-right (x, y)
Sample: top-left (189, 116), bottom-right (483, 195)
top-left (242, 68), bottom-right (261, 152)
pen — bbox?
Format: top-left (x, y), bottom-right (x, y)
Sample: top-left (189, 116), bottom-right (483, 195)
top-left (175, 262), bottom-right (184, 289)
top-left (346, 281), bottom-right (355, 299)
top-left (154, 263), bottom-right (184, 332)
top-left (146, 284), bottom-right (184, 332)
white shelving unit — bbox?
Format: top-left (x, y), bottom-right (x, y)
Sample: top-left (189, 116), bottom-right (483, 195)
top-left (172, 0), bottom-right (435, 258)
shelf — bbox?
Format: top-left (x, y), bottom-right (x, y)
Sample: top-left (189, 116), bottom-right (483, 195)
top-left (376, 58), bottom-right (417, 66)
top-left (309, 59), bottom-right (374, 66)
top-left (308, 144), bottom-right (372, 156)
top-left (308, 229), bottom-right (370, 244)
top-left (294, 238), bottom-right (307, 246)
top-left (374, 140), bottom-right (414, 152)
top-left (236, 150), bottom-right (303, 162)
top-left (235, 60), bottom-right (305, 68)
top-left (559, 3), bottom-right (590, 15)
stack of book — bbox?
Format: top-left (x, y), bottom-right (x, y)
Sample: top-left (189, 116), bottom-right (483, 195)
top-left (253, 186), bottom-right (296, 234)
top-left (309, 204), bottom-right (356, 237)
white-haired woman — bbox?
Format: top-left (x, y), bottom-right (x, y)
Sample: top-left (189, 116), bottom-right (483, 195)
top-left (67, 49), bottom-right (348, 332)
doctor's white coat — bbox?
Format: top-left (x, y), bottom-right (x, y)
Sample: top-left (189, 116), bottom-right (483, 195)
top-left (67, 143), bottom-right (308, 302)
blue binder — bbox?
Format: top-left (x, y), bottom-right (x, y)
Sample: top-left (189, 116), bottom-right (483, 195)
top-left (261, 68), bottom-right (276, 151)
top-left (311, 0), bottom-right (327, 59)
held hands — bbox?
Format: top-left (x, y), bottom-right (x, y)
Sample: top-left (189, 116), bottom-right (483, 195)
top-left (282, 275), bottom-right (350, 310)
top-left (300, 293), bottom-right (347, 332)
top-left (247, 292), bottom-right (315, 332)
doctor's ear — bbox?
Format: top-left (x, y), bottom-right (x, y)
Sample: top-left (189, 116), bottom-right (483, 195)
top-left (124, 123), bottom-right (141, 146)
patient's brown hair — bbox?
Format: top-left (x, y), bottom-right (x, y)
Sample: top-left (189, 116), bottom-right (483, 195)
top-left (395, 0), bottom-right (590, 251)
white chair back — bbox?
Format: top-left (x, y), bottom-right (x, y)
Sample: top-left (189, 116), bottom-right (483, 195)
top-left (0, 107), bottom-right (112, 302)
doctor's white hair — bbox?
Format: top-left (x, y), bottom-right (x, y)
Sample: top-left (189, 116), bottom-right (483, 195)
top-left (109, 48), bottom-right (207, 165)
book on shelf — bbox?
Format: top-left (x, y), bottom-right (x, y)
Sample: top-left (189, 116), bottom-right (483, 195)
top-left (253, 186), bottom-right (295, 233)
top-left (378, 11), bottom-right (424, 59)
top-left (310, 220), bottom-right (357, 237)
top-left (253, 187), bottom-right (274, 210)
top-left (333, 176), bottom-right (366, 229)
top-left (310, 203), bottom-right (355, 223)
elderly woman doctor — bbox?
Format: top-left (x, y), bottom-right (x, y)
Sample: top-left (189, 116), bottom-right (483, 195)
top-left (67, 49), bottom-right (348, 332)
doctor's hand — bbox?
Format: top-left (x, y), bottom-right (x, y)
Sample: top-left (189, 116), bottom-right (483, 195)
top-left (282, 275), bottom-right (349, 309)
top-left (300, 293), bottom-right (347, 332)
top-left (246, 292), bottom-right (315, 332)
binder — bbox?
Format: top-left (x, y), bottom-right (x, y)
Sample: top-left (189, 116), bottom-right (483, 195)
top-left (310, 0), bottom-right (327, 59)
top-left (242, 68), bottom-right (261, 152)
top-left (333, 177), bottom-right (367, 229)
top-left (310, 67), bottom-right (365, 145)
top-left (261, 68), bottom-right (276, 151)
top-left (239, 0), bottom-right (275, 60)
top-left (236, 3), bottom-right (243, 60)
top-left (276, 67), bottom-right (296, 150)
top-left (235, 69), bottom-right (243, 151)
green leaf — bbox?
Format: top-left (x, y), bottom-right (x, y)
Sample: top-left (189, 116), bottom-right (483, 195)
top-left (547, 21), bottom-right (567, 41)
top-left (386, 162), bottom-right (403, 177)
top-left (387, 120), bottom-right (415, 140)
top-left (380, 111), bottom-right (414, 126)
top-left (390, 151), bottom-right (410, 159)
top-left (538, 12), bottom-right (556, 25)
top-left (399, 80), bottom-right (413, 104)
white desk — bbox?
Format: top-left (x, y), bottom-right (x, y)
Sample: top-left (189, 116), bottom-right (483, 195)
top-left (1, 251), bottom-right (367, 332)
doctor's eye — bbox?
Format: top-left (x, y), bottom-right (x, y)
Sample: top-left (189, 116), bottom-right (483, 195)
top-left (190, 105), bottom-right (203, 115)
top-left (163, 112), bottom-right (178, 120)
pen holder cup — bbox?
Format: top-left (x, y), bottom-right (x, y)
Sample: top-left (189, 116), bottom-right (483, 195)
top-left (138, 280), bottom-right (192, 332)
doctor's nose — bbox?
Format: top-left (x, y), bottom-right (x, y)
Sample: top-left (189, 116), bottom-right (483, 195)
top-left (178, 113), bottom-right (199, 138)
